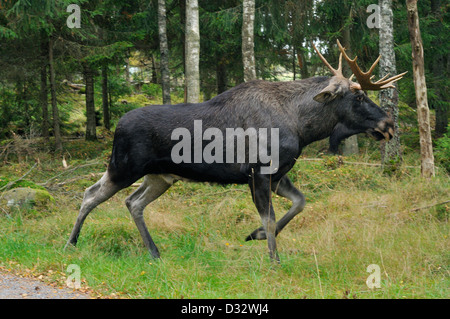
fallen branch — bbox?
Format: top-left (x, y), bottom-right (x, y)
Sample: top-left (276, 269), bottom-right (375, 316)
top-left (411, 200), bottom-right (450, 212)
top-left (299, 157), bottom-right (421, 169)
top-left (300, 158), bottom-right (382, 167)
top-left (0, 162), bottom-right (37, 193)
top-left (197, 188), bottom-right (247, 197)
top-left (0, 141), bottom-right (13, 160)
top-left (47, 173), bottom-right (104, 188)
top-left (39, 161), bottom-right (102, 186)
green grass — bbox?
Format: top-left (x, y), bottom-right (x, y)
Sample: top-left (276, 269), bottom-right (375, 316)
top-left (0, 138), bottom-right (448, 299)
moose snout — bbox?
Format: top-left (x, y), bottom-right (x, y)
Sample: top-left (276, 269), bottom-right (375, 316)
top-left (374, 118), bottom-right (394, 141)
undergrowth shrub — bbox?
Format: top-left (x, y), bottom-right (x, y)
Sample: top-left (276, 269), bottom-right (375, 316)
top-left (434, 126), bottom-right (450, 173)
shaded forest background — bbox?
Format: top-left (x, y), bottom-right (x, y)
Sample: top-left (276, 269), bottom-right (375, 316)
top-left (0, 1), bottom-right (448, 299)
top-left (0, 0), bottom-right (448, 164)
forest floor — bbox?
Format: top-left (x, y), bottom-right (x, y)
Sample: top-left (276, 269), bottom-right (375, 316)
top-left (0, 134), bottom-right (448, 299)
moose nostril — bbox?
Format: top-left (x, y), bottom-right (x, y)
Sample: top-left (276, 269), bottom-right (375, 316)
top-left (375, 119), bottom-right (394, 141)
top-left (388, 127), bottom-right (394, 138)
top-left (378, 118), bottom-right (394, 131)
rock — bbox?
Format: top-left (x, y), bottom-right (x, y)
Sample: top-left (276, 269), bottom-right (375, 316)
top-left (3, 187), bottom-right (55, 211)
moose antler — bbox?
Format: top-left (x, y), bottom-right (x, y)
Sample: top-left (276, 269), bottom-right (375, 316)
top-left (311, 42), bottom-right (344, 78)
top-left (336, 40), bottom-right (407, 90)
top-left (311, 40), bottom-right (407, 91)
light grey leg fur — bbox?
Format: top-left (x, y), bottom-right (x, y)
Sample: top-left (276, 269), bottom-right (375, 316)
top-left (125, 174), bottom-right (176, 258)
top-left (65, 171), bottom-right (122, 249)
top-left (246, 175), bottom-right (306, 241)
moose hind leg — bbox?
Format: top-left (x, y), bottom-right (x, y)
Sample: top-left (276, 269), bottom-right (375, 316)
top-left (246, 175), bottom-right (305, 241)
top-left (65, 171), bottom-right (122, 249)
top-left (125, 174), bottom-right (174, 259)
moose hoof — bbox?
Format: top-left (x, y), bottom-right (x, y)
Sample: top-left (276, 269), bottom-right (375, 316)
top-left (150, 253), bottom-right (161, 259)
top-left (245, 227), bottom-right (267, 241)
top-left (64, 241), bottom-right (77, 251)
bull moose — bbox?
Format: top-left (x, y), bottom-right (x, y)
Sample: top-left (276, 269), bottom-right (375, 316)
top-left (65, 40), bottom-right (406, 262)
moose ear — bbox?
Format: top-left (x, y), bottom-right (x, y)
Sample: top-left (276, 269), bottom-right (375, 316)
top-left (313, 79), bottom-right (346, 104)
top-left (313, 90), bottom-right (337, 103)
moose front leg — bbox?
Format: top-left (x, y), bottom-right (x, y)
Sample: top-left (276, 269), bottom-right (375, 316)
top-left (249, 172), bottom-right (280, 263)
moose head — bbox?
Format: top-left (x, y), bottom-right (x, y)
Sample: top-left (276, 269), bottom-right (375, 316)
top-left (312, 40), bottom-right (407, 153)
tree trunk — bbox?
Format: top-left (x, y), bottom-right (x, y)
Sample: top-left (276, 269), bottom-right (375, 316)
top-left (158, 0), bottom-right (171, 105)
top-left (431, 0), bottom-right (448, 137)
top-left (379, 0), bottom-right (401, 164)
top-left (185, 0), bottom-right (200, 103)
top-left (292, 46), bottom-right (297, 81)
top-left (48, 37), bottom-right (62, 152)
top-left (298, 45), bottom-right (309, 80)
top-left (406, 0), bottom-right (435, 178)
top-left (179, 0), bottom-right (187, 102)
top-left (40, 39), bottom-right (49, 138)
top-left (125, 56), bottom-right (131, 85)
top-left (341, 24), bottom-right (359, 156)
top-left (22, 82), bottom-right (30, 128)
top-left (242, 0), bottom-right (257, 82)
top-left (83, 63), bottom-right (97, 141)
top-left (216, 55), bottom-right (228, 94)
top-left (151, 54), bottom-right (157, 84)
top-left (101, 63), bottom-right (110, 130)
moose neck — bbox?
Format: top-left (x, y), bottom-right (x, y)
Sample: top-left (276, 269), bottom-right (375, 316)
top-left (290, 77), bottom-right (341, 149)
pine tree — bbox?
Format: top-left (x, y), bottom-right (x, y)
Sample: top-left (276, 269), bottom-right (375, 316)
top-left (49, 36), bottom-right (63, 151)
top-left (83, 62), bottom-right (97, 142)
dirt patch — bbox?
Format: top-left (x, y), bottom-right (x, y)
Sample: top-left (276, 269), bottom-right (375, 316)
top-left (0, 270), bottom-right (91, 299)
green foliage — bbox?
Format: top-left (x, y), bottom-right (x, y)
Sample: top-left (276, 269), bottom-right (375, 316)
top-left (62, 139), bottom-right (111, 160)
top-left (141, 83), bottom-right (162, 99)
top-left (0, 178), bottom-right (46, 191)
top-left (0, 0), bottom-right (448, 147)
top-left (434, 126), bottom-right (450, 173)
top-left (322, 155), bottom-right (344, 170)
top-left (110, 101), bottom-right (141, 124)
top-left (382, 156), bottom-right (403, 178)
top-left (0, 88), bottom-right (17, 138)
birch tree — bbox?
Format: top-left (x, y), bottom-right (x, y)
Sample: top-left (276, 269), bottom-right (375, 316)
top-left (185, 0), bottom-right (200, 103)
top-left (379, 0), bottom-right (401, 164)
top-left (242, 0), bottom-right (256, 82)
top-left (406, 0), bottom-right (435, 177)
top-left (158, 0), bottom-right (171, 104)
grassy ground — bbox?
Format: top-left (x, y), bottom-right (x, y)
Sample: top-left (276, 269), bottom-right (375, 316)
top-left (0, 136), bottom-right (448, 299)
